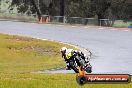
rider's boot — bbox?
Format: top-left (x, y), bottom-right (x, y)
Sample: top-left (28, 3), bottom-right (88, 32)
top-left (66, 65), bottom-right (71, 70)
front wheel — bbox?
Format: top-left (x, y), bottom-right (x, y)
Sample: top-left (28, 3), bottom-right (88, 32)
top-left (76, 76), bottom-right (86, 85)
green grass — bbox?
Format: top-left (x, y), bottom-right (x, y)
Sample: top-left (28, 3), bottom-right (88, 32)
top-left (0, 73), bottom-right (131, 88)
top-left (0, 33), bottom-right (132, 88)
top-left (0, 34), bottom-right (75, 73)
top-left (113, 20), bottom-right (132, 28)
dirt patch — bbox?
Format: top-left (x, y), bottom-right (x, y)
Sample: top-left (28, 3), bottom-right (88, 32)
top-left (23, 45), bottom-right (58, 56)
top-left (6, 36), bottom-right (35, 42)
top-left (6, 36), bottom-right (58, 56)
top-left (7, 44), bottom-right (57, 56)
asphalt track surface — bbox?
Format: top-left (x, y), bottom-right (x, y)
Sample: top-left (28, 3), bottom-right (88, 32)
top-left (0, 20), bottom-right (132, 74)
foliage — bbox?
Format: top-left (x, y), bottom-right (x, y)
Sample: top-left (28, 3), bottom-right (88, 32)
top-left (1, 0), bottom-right (132, 21)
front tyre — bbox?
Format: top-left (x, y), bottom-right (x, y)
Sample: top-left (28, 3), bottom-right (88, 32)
top-left (76, 76), bottom-right (86, 85)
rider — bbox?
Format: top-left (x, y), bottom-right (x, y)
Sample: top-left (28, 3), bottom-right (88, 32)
top-left (60, 47), bottom-right (89, 70)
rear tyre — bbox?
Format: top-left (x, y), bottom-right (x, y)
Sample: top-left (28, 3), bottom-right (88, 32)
top-left (85, 67), bottom-right (92, 73)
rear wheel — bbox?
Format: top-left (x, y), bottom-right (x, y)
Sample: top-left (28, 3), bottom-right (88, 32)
top-left (85, 67), bottom-right (92, 73)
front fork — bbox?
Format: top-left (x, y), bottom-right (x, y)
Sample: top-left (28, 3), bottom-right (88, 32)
top-left (76, 66), bottom-right (87, 85)
top-left (78, 66), bottom-right (86, 76)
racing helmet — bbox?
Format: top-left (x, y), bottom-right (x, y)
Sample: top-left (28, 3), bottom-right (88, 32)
top-left (60, 47), bottom-right (67, 54)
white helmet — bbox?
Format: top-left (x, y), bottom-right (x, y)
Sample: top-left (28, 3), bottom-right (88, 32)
top-left (60, 47), bottom-right (67, 53)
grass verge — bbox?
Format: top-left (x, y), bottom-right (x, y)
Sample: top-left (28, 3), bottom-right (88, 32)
top-left (0, 33), bottom-right (75, 73)
top-left (113, 20), bottom-right (132, 28)
top-left (0, 73), bottom-right (132, 88)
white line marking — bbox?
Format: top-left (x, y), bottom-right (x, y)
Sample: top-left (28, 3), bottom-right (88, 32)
top-left (46, 24), bottom-right (51, 25)
top-left (123, 30), bottom-right (129, 31)
top-left (98, 28), bottom-right (104, 29)
top-left (34, 38), bottom-right (48, 41)
top-left (71, 26), bottom-right (76, 27)
top-left (84, 27), bottom-right (88, 28)
top-left (57, 25), bottom-right (63, 26)
top-left (110, 29), bottom-right (117, 30)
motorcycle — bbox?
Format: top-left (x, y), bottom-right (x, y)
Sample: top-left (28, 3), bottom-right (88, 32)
top-left (67, 56), bottom-right (92, 73)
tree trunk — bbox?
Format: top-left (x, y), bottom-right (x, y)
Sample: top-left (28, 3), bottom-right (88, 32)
top-left (60, 0), bottom-right (64, 16)
top-left (31, 0), bottom-right (42, 20)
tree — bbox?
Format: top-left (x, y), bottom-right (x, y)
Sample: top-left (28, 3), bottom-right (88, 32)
top-left (65, 0), bottom-right (95, 17)
top-left (90, 0), bottom-right (112, 19)
top-left (30, 0), bottom-right (41, 20)
top-left (9, 0), bottom-right (132, 22)
top-left (111, 0), bottom-right (132, 20)
top-left (60, 0), bottom-right (64, 16)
